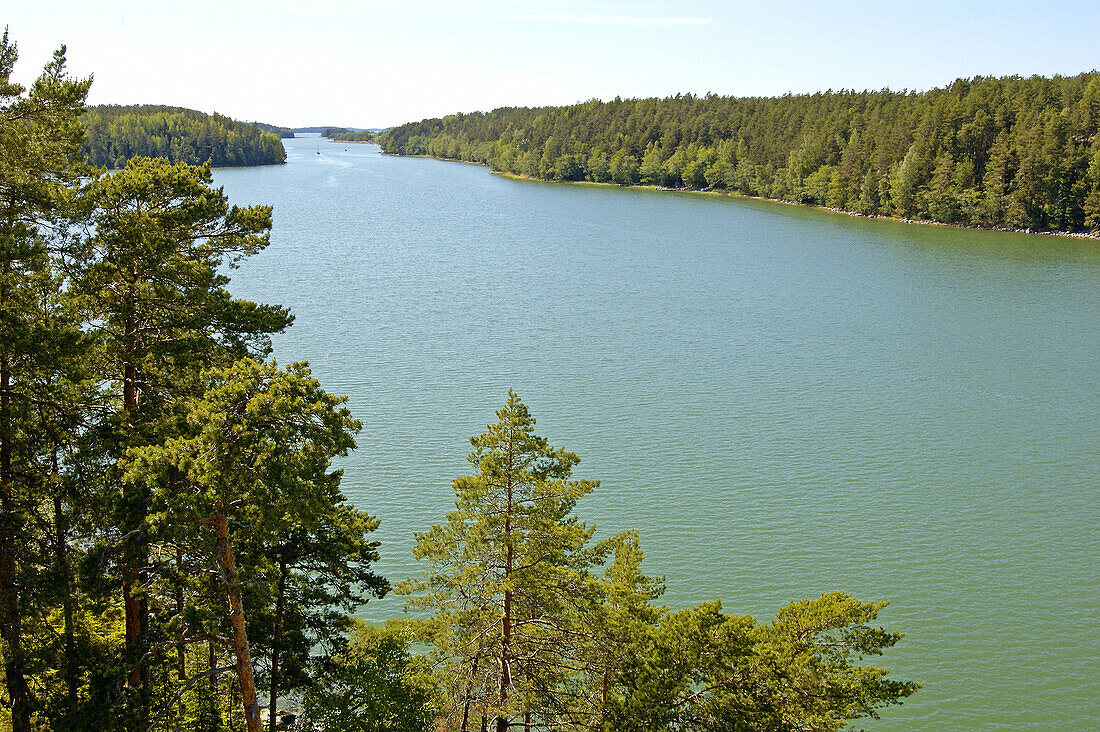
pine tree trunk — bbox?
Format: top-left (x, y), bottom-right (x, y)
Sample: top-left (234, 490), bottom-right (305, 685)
top-left (176, 545), bottom-right (186, 682)
top-left (500, 581), bottom-right (512, 693)
top-left (175, 543), bottom-right (187, 721)
top-left (461, 654), bottom-right (480, 732)
top-left (498, 488), bottom-right (513, 732)
top-left (121, 278), bottom-right (149, 719)
top-left (214, 508), bottom-right (261, 732)
top-left (203, 638), bottom-right (221, 732)
top-left (497, 446), bottom-right (515, 732)
top-left (268, 558), bottom-right (286, 732)
top-left (0, 450), bottom-right (30, 732)
top-left (0, 256), bottom-right (30, 732)
top-left (54, 489), bottom-right (77, 716)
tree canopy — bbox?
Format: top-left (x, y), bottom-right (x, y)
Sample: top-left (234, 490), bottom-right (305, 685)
top-left (323, 128), bottom-right (378, 143)
top-left (399, 393), bottom-right (918, 732)
top-left (379, 73), bottom-right (1100, 233)
top-left (0, 33), bottom-right (378, 731)
top-left (82, 105), bottom-right (287, 169)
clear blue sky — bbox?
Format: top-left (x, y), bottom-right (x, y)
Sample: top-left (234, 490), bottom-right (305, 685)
top-left (5, 0), bottom-right (1099, 128)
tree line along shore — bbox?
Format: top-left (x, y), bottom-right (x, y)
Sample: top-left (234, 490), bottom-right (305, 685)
top-left (3, 31), bottom-right (921, 732)
top-left (379, 72), bottom-right (1100, 236)
top-left (78, 107), bottom-right (381, 171)
top-left (81, 104), bottom-right (288, 169)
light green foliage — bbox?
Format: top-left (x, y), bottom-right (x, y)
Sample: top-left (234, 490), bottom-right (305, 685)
top-left (889, 144), bottom-right (926, 217)
top-left (302, 621), bottom-right (435, 732)
top-left (609, 150), bottom-right (641, 185)
top-left (605, 592), bottom-right (919, 732)
top-left (404, 396), bottom-right (918, 731)
top-left (401, 390), bottom-right (601, 729)
top-left (640, 142), bottom-right (667, 186)
top-left (750, 593), bottom-right (919, 729)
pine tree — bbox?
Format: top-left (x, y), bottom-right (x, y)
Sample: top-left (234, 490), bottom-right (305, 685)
top-left (74, 156), bottom-right (290, 725)
top-left (252, 500), bottom-right (387, 732)
top-left (605, 593), bottom-right (920, 731)
top-left (0, 32), bottom-right (90, 731)
top-left (402, 391), bottom-right (600, 731)
top-left (125, 359), bottom-right (368, 732)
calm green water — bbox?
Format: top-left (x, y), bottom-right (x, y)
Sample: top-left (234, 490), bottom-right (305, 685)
top-left (215, 136), bottom-right (1100, 730)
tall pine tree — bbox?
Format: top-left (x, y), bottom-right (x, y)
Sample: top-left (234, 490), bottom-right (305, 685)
top-left (402, 391), bottom-right (601, 731)
top-left (0, 31), bottom-right (90, 731)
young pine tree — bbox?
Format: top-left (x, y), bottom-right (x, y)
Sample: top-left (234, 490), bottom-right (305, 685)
top-left (402, 391), bottom-right (601, 732)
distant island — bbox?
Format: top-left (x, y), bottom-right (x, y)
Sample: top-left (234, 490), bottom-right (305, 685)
top-left (379, 72), bottom-right (1100, 235)
top-left (82, 104), bottom-right (287, 168)
top-left (252, 121), bottom-right (295, 138)
top-left (322, 127), bottom-right (379, 143)
top-left (292, 125), bottom-right (373, 135)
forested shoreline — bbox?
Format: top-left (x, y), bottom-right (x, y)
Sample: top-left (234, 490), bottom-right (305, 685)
top-left (252, 121), bottom-right (296, 139)
top-left (380, 72), bottom-right (1100, 235)
top-left (4, 32), bottom-right (918, 731)
top-left (322, 127), bottom-right (377, 143)
top-left (82, 104), bottom-right (287, 168)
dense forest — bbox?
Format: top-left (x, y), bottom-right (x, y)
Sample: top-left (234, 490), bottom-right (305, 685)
top-left (252, 121), bottom-right (295, 139)
top-left (3, 32), bottom-right (918, 731)
top-left (82, 104), bottom-right (287, 168)
top-left (291, 126), bottom-right (359, 134)
top-left (322, 127), bottom-right (377, 143)
top-left (380, 72), bottom-right (1100, 234)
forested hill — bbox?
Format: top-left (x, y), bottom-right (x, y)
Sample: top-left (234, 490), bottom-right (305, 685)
top-left (82, 104), bottom-right (287, 168)
top-left (252, 120), bottom-right (295, 138)
top-left (322, 127), bottom-right (378, 142)
top-left (379, 73), bottom-right (1100, 234)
